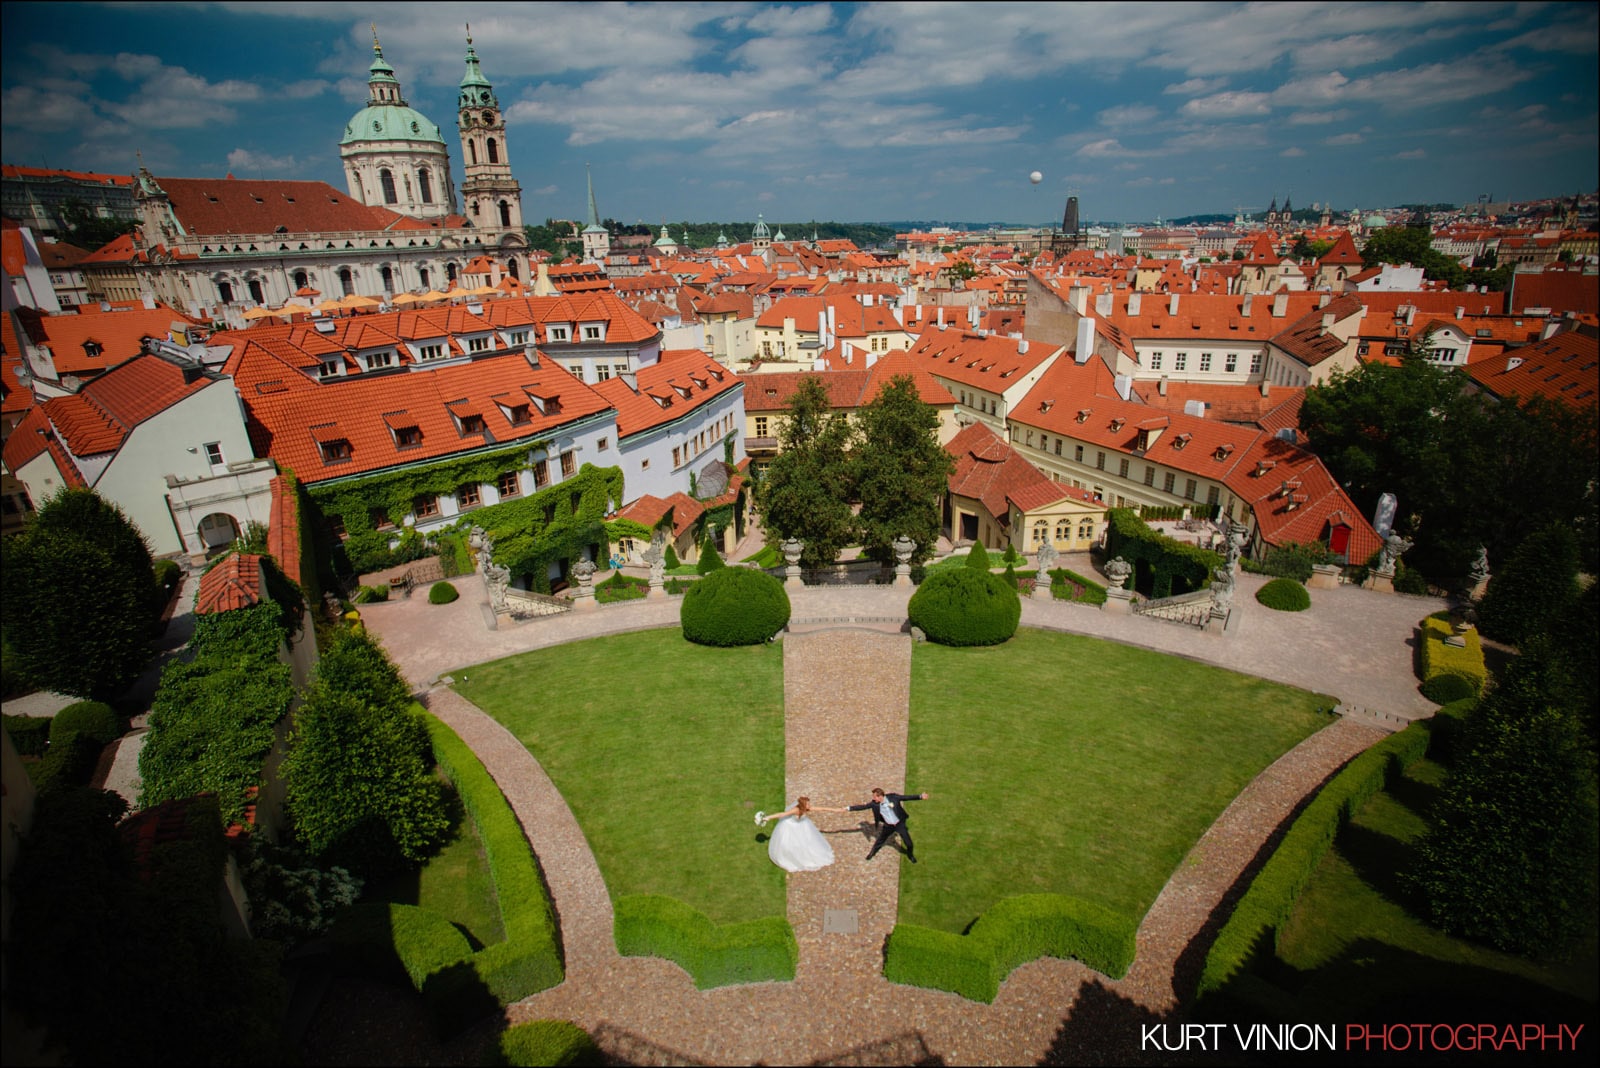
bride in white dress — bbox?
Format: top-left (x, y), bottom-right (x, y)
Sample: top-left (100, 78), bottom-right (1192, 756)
top-left (760, 796), bottom-right (845, 872)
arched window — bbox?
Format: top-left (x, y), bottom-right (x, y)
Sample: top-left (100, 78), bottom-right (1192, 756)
top-left (339, 268), bottom-right (354, 297)
top-left (218, 281), bottom-right (234, 304)
top-left (418, 169), bottom-right (433, 204)
top-left (507, 258), bottom-right (519, 280)
top-left (471, 200), bottom-right (480, 217)
top-left (1055, 518), bottom-right (1071, 544)
top-left (1079, 518), bottom-right (1094, 541)
top-left (247, 279), bottom-right (265, 304)
top-left (498, 200), bottom-right (511, 227)
top-left (469, 140), bottom-right (478, 165)
top-left (1031, 519), bottom-right (1048, 546)
top-left (487, 138), bottom-right (499, 164)
top-left (380, 265), bottom-right (394, 293)
top-left (379, 169), bottom-right (397, 204)
top-left (446, 262), bottom-right (458, 283)
top-left (418, 266), bottom-right (430, 289)
top-left (293, 270), bottom-right (308, 291)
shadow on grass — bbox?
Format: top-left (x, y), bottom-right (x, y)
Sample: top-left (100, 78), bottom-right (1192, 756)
top-left (1040, 979), bottom-right (1187, 1066)
top-left (1337, 823), bottom-right (1417, 912)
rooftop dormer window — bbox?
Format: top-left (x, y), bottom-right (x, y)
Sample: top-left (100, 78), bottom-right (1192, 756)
top-left (507, 404), bottom-right (530, 426)
top-left (1076, 408), bottom-right (1092, 423)
top-left (1213, 444), bottom-right (1234, 461)
top-left (1109, 418), bottom-right (1125, 432)
top-left (1172, 433), bottom-right (1191, 450)
top-left (82, 340), bottom-right (103, 359)
top-left (460, 414), bottom-right (485, 435)
top-left (547, 325), bottom-right (569, 342)
top-left (319, 439), bottom-right (351, 463)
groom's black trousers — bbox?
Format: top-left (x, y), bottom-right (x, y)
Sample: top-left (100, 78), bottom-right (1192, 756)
top-left (867, 821), bottom-right (914, 859)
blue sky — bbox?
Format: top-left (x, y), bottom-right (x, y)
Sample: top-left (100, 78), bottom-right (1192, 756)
top-left (2, 2), bottom-right (1595, 226)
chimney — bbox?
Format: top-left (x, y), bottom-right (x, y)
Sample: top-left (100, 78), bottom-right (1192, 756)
top-left (1272, 292), bottom-right (1288, 318)
top-left (1455, 306), bottom-right (1465, 319)
top-left (1321, 312), bottom-right (1335, 332)
top-left (1075, 316), bottom-right (1095, 364)
top-left (1018, 338), bottom-right (1029, 354)
top-left (1241, 293), bottom-right (1253, 317)
top-left (1158, 376), bottom-right (1168, 396)
top-left (1404, 304), bottom-right (1416, 326)
top-left (142, 294), bottom-right (157, 310)
top-left (1318, 293), bottom-right (1330, 308)
top-left (1067, 284), bottom-right (1089, 315)
top-left (1169, 293), bottom-right (1180, 316)
top-left (1115, 373), bottom-right (1132, 400)
top-left (1260, 377), bottom-right (1271, 397)
top-left (1505, 356), bottom-right (1524, 370)
top-left (618, 370), bottom-right (638, 392)
top-left (827, 304), bottom-right (837, 335)
top-left (819, 310), bottom-right (828, 349)
top-left (523, 343), bottom-right (539, 367)
top-left (1095, 291), bottom-right (1113, 317)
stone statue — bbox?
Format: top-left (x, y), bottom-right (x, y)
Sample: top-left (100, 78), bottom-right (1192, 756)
top-left (1468, 545), bottom-right (1490, 585)
top-left (1376, 532), bottom-right (1413, 574)
top-left (1224, 520), bottom-right (1247, 572)
top-left (1035, 541), bottom-right (1059, 585)
top-left (1105, 556), bottom-right (1132, 590)
top-left (782, 537), bottom-right (804, 567)
top-left (573, 558), bottom-right (596, 588)
top-left (1210, 565), bottom-right (1235, 612)
top-left (484, 559), bottom-right (511, 613)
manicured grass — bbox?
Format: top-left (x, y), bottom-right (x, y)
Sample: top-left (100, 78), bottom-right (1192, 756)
top-left (1273, 757), bottom-right (1598, 1011)
top-left (741, 545), bottom-right (782, 568)
top-left (453, 630), bottom-right (785, 925)
top-left (902, 628), bottom-right (1333, 934)
top-left (365, 783), bottom-right (506, 950)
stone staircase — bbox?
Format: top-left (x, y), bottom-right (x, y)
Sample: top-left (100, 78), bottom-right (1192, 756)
top-left (786, 614), bottom-right (906, 636)
top-left (1131, 587), bottom-right (1216, 628)
top-left (1333, 702), bottom-right (1426, 733)
top-left (504, 587), bottom-right (573, 619)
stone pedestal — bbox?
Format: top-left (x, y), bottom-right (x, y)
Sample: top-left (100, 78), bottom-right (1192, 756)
top-left (1308, 563), bottom-right (1342, 590)
top-left (1365, 570), bottom-right (1395, 594)
top-left (785, 566), bottom-right (803, 590)
top-left (573, 588), bottom-right (597, 610)
top-left (1103, 588), bottom-right (1134, 614)
top-left (647, 580), bottom-right (667, 599)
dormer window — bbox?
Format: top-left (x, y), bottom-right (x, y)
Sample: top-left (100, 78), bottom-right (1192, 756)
top-left (1253, 460), bottom-right (1276, 477)
top-left (1109, 418), bottom-right (1125, 432)
top-left (419, 343), bottom-right (445, 360)
top-left (547, 325), bottom-right (570, 342)
top-left (367, 350), bottom-right (393, 370)
top-left (396, 426), bottom-right (422, 448)
top-left (467, 336), bottom-right (491, 353)
top-left (1172, 433), bottom-right (1191, 450)
top-left (319, 359), bottom-right (341, 379)
top-left (507, 404), bottom-right (531, 426)
top-left (1213, 444), bottom-right (1234, 461)
top-left (582, 324), bottom-right (603, 341)
top-left (82, 340), bottom-right (103, 359)
top-left (1076, 408), bottom-right (1092, 423)
top-left (460, 414), bottom-right (485, 434)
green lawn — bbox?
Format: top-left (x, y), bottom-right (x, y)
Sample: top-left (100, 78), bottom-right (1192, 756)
top-left (365, 783), bottom-right (505, 949)
top-left (902, 628), bottom-right (1334, 934)
top-left (453, 630), bottom-right (786, 925)
top-left (1271, 757), bottom-right (1598, 1015)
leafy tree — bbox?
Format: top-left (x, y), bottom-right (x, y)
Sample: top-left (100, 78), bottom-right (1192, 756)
top-left (1, 488), bottom-right (157, 698)
top-left (1405, 667), bottom-right (1598, 956)
top-left (851, 375), bottom-right (954, 567)
top-left (57, 198), bottom-right (139, 252)
top-left (1360, 224), bottom-right (1465, 287)
top-left (1476, 523), bottom-right (1581, 645)
top-left (1291, 236), bottom-right (1333, 261)
top-left (281, 629), bottom-right (448, 876)
top-left (756, 376), bottom-right (856, 570)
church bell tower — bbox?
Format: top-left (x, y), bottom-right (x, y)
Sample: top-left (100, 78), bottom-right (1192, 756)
top-left (458, 28), bottom-right (524, 243)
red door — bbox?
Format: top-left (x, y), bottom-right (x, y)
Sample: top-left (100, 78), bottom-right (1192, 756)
top-left (1329, 524), bottom-right (1350, 555)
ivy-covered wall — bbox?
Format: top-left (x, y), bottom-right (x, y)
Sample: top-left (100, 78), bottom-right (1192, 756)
top-left (463, 464), bottom-right (627, 592)
top-left (1104, 507), bottom-right (1222, 598)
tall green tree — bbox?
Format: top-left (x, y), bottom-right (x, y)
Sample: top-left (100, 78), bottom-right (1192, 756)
top-left (756, 376), bottom-right (856, 570)
top-left (1360, 224), bottom-right (1465, 287)
top-left (851, 375), bottom-right (954, 567)
top-left (1, 488), bottom-right (158, 698)
top-left (281, 629), bottom-right (448, 876)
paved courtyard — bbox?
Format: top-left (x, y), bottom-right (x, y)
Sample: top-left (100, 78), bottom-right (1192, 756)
top-left (343, 567), bottom-right (1444, 1063)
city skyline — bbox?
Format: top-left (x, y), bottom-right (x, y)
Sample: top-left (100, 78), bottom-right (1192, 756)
top-left (1, 1), bottom-right (1596, 227)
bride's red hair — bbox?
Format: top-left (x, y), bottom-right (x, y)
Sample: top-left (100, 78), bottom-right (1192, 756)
top-left (795, 796), bottom-right (811, 819)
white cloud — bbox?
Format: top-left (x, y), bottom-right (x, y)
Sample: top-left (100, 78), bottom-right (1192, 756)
top-left (1180, 90), bottom-right (1271, 118)
top-left (1393, 148), bottom-right (1427, 159)
top-left (1163, 77), bottom-right (1227, 96)
top-left (1286, 109), bottom-right (1349, 125)
top-left (1280, 146), bottom-right (1307, 157)
top-left (1325, 132), bottom-right (1364, 145)
top-left (226, 148), bottom-right (300, 173)
top-left (1097, 104), bottom-right (1159, 127)
top-left (282, 79), bottom-right (330, 99)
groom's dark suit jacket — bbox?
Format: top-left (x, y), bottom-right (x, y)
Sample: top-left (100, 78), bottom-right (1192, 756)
top-left (848, 793), bottom-right (922, 825)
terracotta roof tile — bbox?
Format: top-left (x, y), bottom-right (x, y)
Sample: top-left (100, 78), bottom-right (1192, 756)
top-left (196, 553), bottom-right (266, 615)
top-left (589, 349), bottom-right (739, 439)
top-left (1466, 329), bottom-right (1598, 408)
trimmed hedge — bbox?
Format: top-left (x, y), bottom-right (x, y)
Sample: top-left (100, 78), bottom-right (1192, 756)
top-left (1418, 611), bottom-right (1485, 702)
top-left (50, 701), bottom-right (121, 746)
top-left (963, 542), bottom-right (993, 571)
top-left (1104, 508), bottom-right (1221, 599)
top-left (1049, 568), bottom-right (1108, 605)
top-left (695, 533), bottom-right (726, 574)
top-left (429, 581), bottom-right (460, 605)
top-left (153, 558), bottom-right (183, 591)
top-left (594, 573), bottom-right (647, 604)
top-left (907, 568), bottom-right (1020, 646)
top-left (681, 567), bottom-right (791, 646)
top-left (31, 729), bottom-right (102, 793)
top-left (614, 894), bottom-right (797, 989)
top-left (3, 714), bottom-right (51, 756)
top-left (884, 894), bottom-right (1135, 1003)
top-left (1255, 578), bottom-right (1311, 612)
top-left (496, 1020), bottom-right (598, 1067)
top-left (1195, 721), bottom-right (1433, 999)
top-left (352, 584), bottom-right (390, 604)
top-left (424, 714), bottom-right (564, 1008)
top-left (329, 901), bottom-right (473, 989)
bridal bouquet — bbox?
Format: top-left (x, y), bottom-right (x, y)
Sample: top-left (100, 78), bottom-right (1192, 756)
top-left (754, 811), bottom-right (767, 827)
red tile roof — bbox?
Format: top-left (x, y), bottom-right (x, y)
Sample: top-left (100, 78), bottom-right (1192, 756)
top-left (1465, 329), bottom-right (1598, 408)
top-left (32, 302), bottom-right (205, 376)
top-left (154, 177), bottom-right (395, 236)
top-left (590, 349), bottom-right (741, 439)
top-left (266, 476), bottom-right (302, 587)
top-left (945, 421), bottom-right (1085, 526)
top-left (1269, 294), bottom-right (1364, 368)
top-left (904, 328), bottom-right (1062, 393)
top-left (2, 164), bottom-right (133, 186)
top-left (1509, 270), bottom-right (1600, 317)
top-left (1, 404), bottom-right (88, 487)
top-left (196, 553), bottom-right (267, 615)
top-left (38, 241), bottom-right (92, 269)
top-left (1317, 231), bottom-right (1363, 267)
top-left (35, 354), bottom-right (214, 458)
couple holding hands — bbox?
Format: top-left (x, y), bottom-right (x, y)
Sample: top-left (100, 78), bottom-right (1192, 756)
top-left (756, 789), bottom-right (929, 872)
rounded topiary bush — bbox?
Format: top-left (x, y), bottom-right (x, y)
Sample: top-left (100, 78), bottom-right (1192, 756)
top-left (50, 700), bottom-right (121, 746)
top-left (496, 1019), bottom-right (598, 1067)
top-left (1421, 672), bottom-right (1479, 706)
top-left (1255, 577), bottom-right (1311, 612)
top-left (428, 581), bottom-right (459, 605)
top-left (908, 568), bottom-right (1021, 646)
top-left (681, 567), bottom-right (790, 646)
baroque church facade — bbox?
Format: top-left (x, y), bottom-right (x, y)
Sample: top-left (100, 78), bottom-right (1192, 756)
top-left (86, 33), bottom-right (528, 323)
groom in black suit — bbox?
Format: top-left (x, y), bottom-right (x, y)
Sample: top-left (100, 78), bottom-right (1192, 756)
top-left (850, 787), bottom-right (929, 863)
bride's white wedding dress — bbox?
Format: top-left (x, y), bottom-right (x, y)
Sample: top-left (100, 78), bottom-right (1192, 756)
top-left (767, 815), bottom-right (835, 872)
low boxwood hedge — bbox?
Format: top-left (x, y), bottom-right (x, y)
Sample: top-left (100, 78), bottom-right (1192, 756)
top-left (594, 573), bottom-right (647, 604)
top-left (1194, 720), bottom-right (1433, 1000)
top-left (681, 567), bottom-right (790, 646)
top-left (884, 894), bottom-right (1136, 1003)
top-left (51, 701), bottom-right (121, 746)
top-left (907, 568), bottom-right (1020, 646)
top-left (4, 713), bottom-right (51, 756)
top-left (429, 581), bottom-right (460, 605)
top-left (1049, 568), bottom-right (1108, 605)
top-left (495, 1020), bottom-right (599, 1067)
top-left (614, 894), bottom-right (797, 989)
top-left (1255, 577), bottom-right (1311, 612)
top-left (1417, 612), bottom-right (1485, 702)
top-left (329, 901), bottom-right (473, 989)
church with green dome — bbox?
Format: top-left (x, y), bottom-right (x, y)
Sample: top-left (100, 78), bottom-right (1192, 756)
top-left (340, 31), bottom-right (458, 222)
